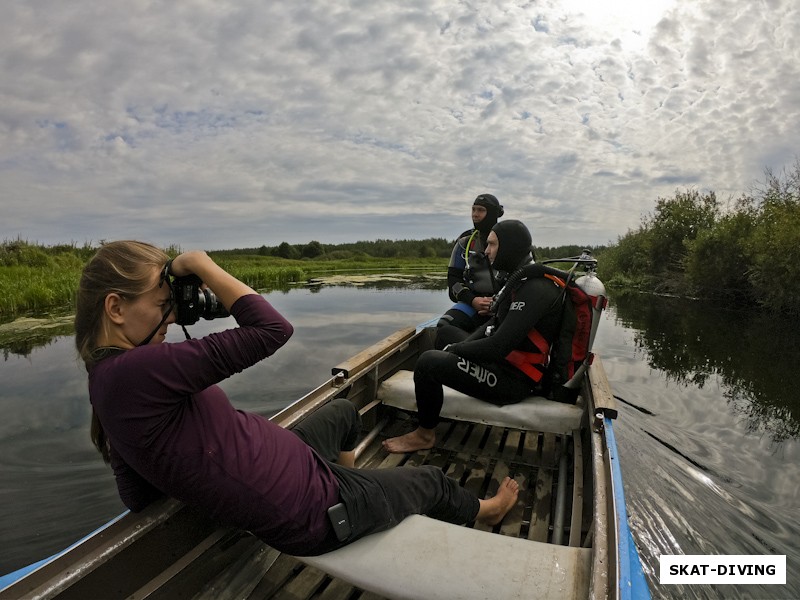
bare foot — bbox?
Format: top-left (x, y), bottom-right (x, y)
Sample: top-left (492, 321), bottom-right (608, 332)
top-left (382, 428), bottom-right (435, 454)
top-left (476, 477), bottom-right (520, 526)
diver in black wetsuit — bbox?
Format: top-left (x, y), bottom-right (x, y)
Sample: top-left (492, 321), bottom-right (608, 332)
top-left (384, 220), bottom-right (563, 454)
top-left (436, 194), bottom-right (504, 339)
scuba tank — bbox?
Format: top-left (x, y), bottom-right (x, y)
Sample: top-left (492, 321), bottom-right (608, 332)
top-left (573, 269), bottom-right (607, 360)
top-left (563, 263), bottom-right (607, 389)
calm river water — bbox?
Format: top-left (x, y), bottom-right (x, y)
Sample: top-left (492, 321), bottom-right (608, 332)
top-left (1, 279), bottom-right (798, 599)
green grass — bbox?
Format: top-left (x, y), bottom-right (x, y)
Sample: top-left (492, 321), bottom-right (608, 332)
top-left (0, 246), bottom-right (447, 318)
top-left (0, 263), bottom-right (84, 316)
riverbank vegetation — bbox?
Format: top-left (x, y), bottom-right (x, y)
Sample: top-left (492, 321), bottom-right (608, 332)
top-left (0, 241), bottom-right (436, 317)
top-left (6, 159), bottom-right (798, 318)
top-left (0, 236), bottom-right (600, 318)
top-left (600, 161), bottom-right (800, 316)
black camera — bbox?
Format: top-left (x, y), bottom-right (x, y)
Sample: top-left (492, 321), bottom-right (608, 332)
top-left (171, 274), bottom-right (229, 325)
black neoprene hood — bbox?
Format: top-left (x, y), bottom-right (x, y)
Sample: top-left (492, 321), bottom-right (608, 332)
top-left (473, 193), bottom-right (504, 238)
top-left (490, 219), bottom-right (532, 273)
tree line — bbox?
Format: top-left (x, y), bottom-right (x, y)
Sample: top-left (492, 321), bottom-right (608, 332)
top-left (600, 159), bottom-right (800, 316)
top-left (212, 238), bottom-right (456, 260)
top-left (212, 238), bottom-right (605, 263)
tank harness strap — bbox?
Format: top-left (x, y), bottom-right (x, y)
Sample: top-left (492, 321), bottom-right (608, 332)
top-left (505, 328), bottom-right (550, 382)
top-left (544, 273), bottom-right (567, 288)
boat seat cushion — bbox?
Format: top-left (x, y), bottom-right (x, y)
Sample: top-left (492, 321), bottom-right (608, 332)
top-left (297, 514), bottom-right (591, 600)
top-left (377, 369), bottom-right (584, 434)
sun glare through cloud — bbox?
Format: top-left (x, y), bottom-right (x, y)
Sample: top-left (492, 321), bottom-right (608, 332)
top-left (560, 0), bottom-right (677, 51)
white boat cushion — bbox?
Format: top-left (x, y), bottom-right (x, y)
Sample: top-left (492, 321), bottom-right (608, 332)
top-left (377, 369), bottom-right (584, 435)
top-left (297, 514), bottom-right (591, 600)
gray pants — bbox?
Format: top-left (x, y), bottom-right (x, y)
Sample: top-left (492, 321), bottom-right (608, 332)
top-left (292, 397), bottom-right (361, 461)
top-left (292, 399), bottom-right (481, 556)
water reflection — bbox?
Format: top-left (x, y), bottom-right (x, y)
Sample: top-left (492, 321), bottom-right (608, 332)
top-left (602, 294), bottom-right (800, 599)
top-left (612, 292), bottom-right (800, 444)
top-left (0, 320), bottom-right (74, 360)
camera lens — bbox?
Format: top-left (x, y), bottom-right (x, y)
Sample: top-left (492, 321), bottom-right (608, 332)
top-left (171, 275), bottom-right (229, 325)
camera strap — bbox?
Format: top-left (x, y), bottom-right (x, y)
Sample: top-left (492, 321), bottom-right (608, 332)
top-left (136, 302), bottom-right (176, 346)
top-left (137, 260), bottom-right (191, 346)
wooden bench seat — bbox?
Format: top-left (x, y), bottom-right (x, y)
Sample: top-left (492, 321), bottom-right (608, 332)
top-left (377, 369), bottom-right (585, 435)
top-left (297, 514), bottom-right (591, 600)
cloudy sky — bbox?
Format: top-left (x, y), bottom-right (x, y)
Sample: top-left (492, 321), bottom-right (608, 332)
top-left (2, 1), bottom-right (799, 250)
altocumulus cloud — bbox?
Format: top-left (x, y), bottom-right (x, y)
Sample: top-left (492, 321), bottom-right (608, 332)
top-left (1, 0), bottom-right (799, 249)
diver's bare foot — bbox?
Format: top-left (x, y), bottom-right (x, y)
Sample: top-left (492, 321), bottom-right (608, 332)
top-left (382, 428), bottom-right (435, 453)
top-left (476, 477), bottom-right (520, 526)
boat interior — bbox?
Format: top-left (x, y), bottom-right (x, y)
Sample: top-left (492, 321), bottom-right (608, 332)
top-left (2, 326), bottom-right (617, 600)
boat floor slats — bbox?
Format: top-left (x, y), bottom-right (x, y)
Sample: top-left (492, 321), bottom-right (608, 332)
top-left (357, 436), bottom-right (390, 468)
top-left (314, 578), bottom-right (358, 600)
top-left (503, 429), bottom-right (522, 461)
top-left (131, 527), bottom-right (239, 599)
top-left (271, 564), bottom-right (328, 600)
top-left (459, 453), bottom-right (488, 503)
top-left (462, 423), bottom-right (489, 455)
top-left (191, 543), bottom-right (280, 600)
top-left (529, 436), bottom-right (557, 543)
top-left (370, 414), bottom-right (569, 543)
top-left (569, 432), bottom-right (585, 548)
top-left (246, 553), bottom-right (306, 598)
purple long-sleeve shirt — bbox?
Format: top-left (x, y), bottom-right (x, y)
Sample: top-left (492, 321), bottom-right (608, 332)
top-left (89, 294), bottom-right (340, 555)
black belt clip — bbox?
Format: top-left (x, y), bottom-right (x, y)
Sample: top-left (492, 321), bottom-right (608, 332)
top-left (327, 502), bottom-right (352, 542)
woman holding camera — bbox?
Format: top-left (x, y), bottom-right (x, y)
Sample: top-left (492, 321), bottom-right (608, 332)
top-left (76, 241), bottom-right (518, 557)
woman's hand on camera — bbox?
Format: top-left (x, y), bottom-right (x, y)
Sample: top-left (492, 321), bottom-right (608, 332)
top-left (169, 251), bottom-right (257, 309)
top-left (168, 251), bottom-right (211, 278)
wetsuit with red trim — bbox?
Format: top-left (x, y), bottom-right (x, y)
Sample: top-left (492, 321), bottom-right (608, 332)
top-left (415, 220), bottom-right (563, 430)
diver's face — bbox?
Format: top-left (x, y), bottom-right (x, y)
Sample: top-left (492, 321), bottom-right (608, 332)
top-left (485, 231), bottom-right (499, 263)
top-left (472, 205), bottom-right (487, 225)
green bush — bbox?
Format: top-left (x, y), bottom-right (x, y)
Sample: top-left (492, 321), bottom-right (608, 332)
top-left (685, 210), bottom-right (756, 302)
top-left (599, 160), bottom-right (800, 315)
top-left (600, 229), bottom-right (653, 281)
top-left (747, 201), bottom-right (800, 314)
top-left (644, 189), bottom-right (719, 273)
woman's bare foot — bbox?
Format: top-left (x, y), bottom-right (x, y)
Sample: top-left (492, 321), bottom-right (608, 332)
top-left (476, 477), bottom-right (520, 526)
top-left (382, 428), bottom-right (435, 453)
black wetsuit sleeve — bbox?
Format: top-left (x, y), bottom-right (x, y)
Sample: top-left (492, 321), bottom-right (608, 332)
top-left (450, 273), bottom-right (476, 305)
top-left (447, 278), bottom-right (562, 363)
